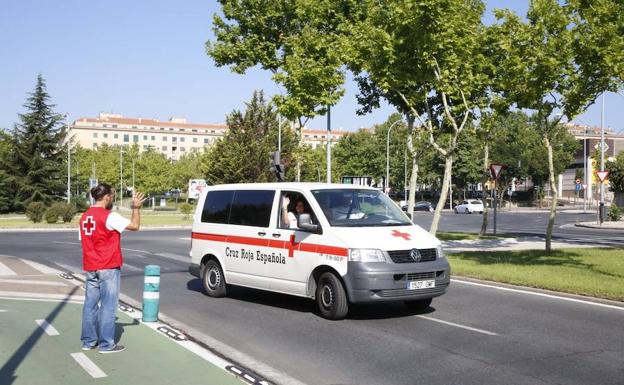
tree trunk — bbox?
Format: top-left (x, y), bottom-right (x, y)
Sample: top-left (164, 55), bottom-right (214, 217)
top-left (430, 155), bottom-right (453, 235)
top-left (545, 136), bottom-right (557, 253)
top-left (405, 116), bottom-right (418, 216)
top-left (480, 143), bottom-right (489, 235)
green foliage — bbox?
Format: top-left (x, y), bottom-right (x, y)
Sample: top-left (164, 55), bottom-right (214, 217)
top-left (202, 91), bottom-right (297, 184)
top-left (25, 201), bottom-right (46, 223)
top-left (207, 0), bottom-right (353, 124)
top-left (179, 202), bottom-right (194, 219)
top-left (10, 75), bottom-right (67, 210)
top-left (0, 131), bottom-right (17, 213)
top-left (606, 152), bottom-right (624, 194)
top-left (608, 204), bottom-right (621, 222)
top-left (44, 205), bottom-right (60, 224)
top-left (58, 203), bottom-right (77, 223)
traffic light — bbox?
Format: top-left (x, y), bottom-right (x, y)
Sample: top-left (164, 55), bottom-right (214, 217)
top-left (269, 151), bottom-right (285, 181)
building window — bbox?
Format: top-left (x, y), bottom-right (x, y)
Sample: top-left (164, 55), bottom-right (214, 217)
top-left (180, 137), bottom-right (185, 142)
top-left (124, 134), bottom-right (129, 143)
top-left (103, 124), bottom-right (108, 128)
top-left (169, 128), bottom-right (174, 131)
top-left (93, 133), bottom-right (98, 138)
top-left (163, 136), bottom-right (167, 141)
top-left (132, 126), bottom-right (137, 129)
top-left (143, 135), bottom-right (148, 140)
top-left (162, 146), bottom-right (167, 151)
top-left (160, 127), bottom-right (164, 131)
top-left (192, 129), bottom-right (197, 132)
top-left (150, 127), bottom-right (154, 130)
top-left (172, 137), bottom-right (177, 142)
top-left (172, 146), bottom-right (177, 152)
top-left (92, 143), bottom-right (97, 149)
top-left (180, 147), bottom-right (185, 152)
top-left (192, 138), bottom-right (197, 143)
top-left (103, 133), bottom-right (108, 138)
top-left (114, 134), bottom-right (118, 139)
top-left (112, 124), bottom-right (117, 128)
top-left (151, 136), bottom-right (155, 141)
top-left (210, 130), bottom-right (215, 133)
top-left (133, 135), bottom-right (139, 143)
top-left (180, 128), bottom-right (185, 132)
top-left (204, 138), bottom-right (209, 144)
top-left (143, 145), bottom-right (148, 150)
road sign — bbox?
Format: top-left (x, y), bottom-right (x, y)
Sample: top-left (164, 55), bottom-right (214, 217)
top-left (596, 171), bottom-right (609, 182)
top-left (594, 142), bottom-right (609, 152)
top-left (489, 164), bottom-right (506, 180)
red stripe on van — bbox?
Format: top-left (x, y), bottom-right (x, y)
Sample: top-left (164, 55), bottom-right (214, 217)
top-left (191, 232), bottom-right (348, 258)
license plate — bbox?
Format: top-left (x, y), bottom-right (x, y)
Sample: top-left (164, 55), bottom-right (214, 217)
top-left (407, 280), bottom-right (435, 290)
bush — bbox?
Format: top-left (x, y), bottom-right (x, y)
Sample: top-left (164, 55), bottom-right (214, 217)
top-left (179, 202), bottom-right (194, 219)
top-left (25, 202), bottom-right (46, 223)
top-left (44, 206), bottom-right (60, 224)
top-left (608, 204), bottom-right (622, 222)
top-left (59, 203), bottom-right (78, 223)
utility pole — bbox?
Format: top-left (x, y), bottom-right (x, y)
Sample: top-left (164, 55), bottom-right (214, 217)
top-left (599, 93), bottom-right (605, 223)
top-left (278, 114), bottom-right (282, 153)
top-left (66, 116), bottom-right (71, 204)
top-left (326, 105), bottom-right (332, 183)
top-left (119, 149), bottom-right (124, 208)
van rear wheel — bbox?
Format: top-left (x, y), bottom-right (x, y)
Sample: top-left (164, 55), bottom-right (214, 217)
top-left (202, 260), bottom-right (227, 298)
top-left (404, 298), bottom-right (432, 312)
top-left (316, 272), bottom-right (348, 320)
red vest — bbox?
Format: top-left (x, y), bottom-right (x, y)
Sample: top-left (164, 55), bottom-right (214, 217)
top-left (80, 207), bottom-right (123, 271)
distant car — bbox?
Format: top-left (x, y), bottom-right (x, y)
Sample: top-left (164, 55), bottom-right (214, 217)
top-left (402, 201), bottom-right (434, 212)
top-left (454, 200), bottom-right (484, 214)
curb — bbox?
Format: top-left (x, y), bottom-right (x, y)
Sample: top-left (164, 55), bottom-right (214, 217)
top-left (574, 222), bottom-right (624, 230)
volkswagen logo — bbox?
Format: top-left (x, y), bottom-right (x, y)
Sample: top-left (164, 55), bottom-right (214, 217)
top-left (410, 248), bottom-right (421, 262)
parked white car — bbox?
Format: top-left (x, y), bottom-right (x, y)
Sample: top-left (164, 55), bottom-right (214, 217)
top-left (454, 200), bottom-right (484, 214)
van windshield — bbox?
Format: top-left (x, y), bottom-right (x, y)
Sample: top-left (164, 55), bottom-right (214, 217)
top-left (311, 189), bottom-right (411, 227)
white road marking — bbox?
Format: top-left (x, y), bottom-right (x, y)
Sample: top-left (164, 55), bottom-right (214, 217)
top-left (122, 263), bottom-right (143, 272)
top-left (0, 279), bottom-right (67, 287)
top-left (155, 252), bottom-right (189, 263)
top-left (0, 309), bottom-right (7, 312)
top-left (36, 319), bottom-right (60, 336)
top-left (0, 292), bottom-right (84, 303)
top-left (20, 259), bottom-right (63, 274)
top-left (452, 278), bottom-right (624, 311)
top-left (0, 262), bottom-right (17, 276)
top-left (53, 262), bottom-right (82, 274)
top-left (53, 241), bottom-right (80, 245)
top-left (70, 353), bottom-right (107, 378)
top-left (416, 315), bottom-right (499, 336)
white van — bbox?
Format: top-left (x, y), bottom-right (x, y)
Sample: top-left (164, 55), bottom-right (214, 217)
top-left (189, 183), bottom-right (450, 320)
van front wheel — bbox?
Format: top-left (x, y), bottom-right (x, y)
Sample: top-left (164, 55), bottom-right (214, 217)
top-left (202, 260), bottom-right (227, 298)
top-left (316, 272), bottom-right (348, 320)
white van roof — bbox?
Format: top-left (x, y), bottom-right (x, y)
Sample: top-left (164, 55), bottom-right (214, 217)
top-left (205, 182), bottom-right (379, 191)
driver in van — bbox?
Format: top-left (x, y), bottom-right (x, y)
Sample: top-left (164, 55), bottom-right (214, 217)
top-left (281, 196), bottom-right (308, 229)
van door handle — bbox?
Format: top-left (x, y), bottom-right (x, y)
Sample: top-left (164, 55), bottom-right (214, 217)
top-left (272, 233), bottom-right (281, 238)
top-left (257, 232), bottom-right (266, 237)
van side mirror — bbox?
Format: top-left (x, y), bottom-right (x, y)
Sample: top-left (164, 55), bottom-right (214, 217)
top-left (297, 213), bottom-right (321, 234)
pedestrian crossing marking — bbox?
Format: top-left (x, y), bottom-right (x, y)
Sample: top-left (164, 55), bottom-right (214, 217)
top-left (36, 319), bottom-right (60, 336)
top-left (70, 353), bottom-right (107, 378)
top-left (0, 261), bottom-right (17, 276)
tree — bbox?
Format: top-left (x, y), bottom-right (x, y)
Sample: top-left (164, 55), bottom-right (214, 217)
top-left (606, 152), bottom-right (624, 207)
top-left (202, 91), bottom-right (297, 184)
top-left (348, 0), bottom-right (491, 235)
top-left (489, 0), bottom-right (623, 251)
top-left (207, 1), bottom-right (358, 180)
top-left (0, 131), bottom-right (17, 212)
top-left (12, 75), bottom-right (67, 210)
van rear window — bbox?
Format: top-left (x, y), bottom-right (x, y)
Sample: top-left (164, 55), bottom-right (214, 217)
top-left (229, 190), bottom-right (275, 227)
top-left (201, 190), bottom-right (234, 224)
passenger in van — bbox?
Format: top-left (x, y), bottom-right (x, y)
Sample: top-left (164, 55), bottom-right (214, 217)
top-left (330, 193), bottom-right (365, 221)
top-left (281, 196), bottom-right (308, 229)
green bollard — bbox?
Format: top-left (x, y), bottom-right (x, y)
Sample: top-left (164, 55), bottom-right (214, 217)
top-left (142, 265), bottom-right (160, 322)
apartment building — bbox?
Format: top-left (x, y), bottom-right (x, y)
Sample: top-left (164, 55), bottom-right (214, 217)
top-left (70, 113), bottom-right (347, 160)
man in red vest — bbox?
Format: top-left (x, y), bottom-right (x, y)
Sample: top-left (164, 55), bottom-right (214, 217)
top-left (79, 183), bottom-right (146, 353)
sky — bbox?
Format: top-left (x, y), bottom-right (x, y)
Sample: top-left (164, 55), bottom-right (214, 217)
top-left (1, 1), bottom-right (622, 133)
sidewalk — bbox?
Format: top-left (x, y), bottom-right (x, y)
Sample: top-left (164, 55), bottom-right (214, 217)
top-left (575, 220), bottom-right (624, 230)
top-left (443, 236), bottom-right (598, 253)
top-left (0, 255), bottom-right (248, 385)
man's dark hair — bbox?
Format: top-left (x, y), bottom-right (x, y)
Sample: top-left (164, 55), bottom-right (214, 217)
top-left (91, 183), bottom-right (113, 201)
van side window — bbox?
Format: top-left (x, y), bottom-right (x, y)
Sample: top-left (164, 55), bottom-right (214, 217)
top-left (228, 190), bottom-right (275, 227)
top-left (201, 190), bottom-right (234, 224)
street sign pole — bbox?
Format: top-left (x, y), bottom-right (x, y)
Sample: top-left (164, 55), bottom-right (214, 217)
top-left (493, 181), bottom-right (497, 235)
top-left (489, 163), bottom-right (506, 235)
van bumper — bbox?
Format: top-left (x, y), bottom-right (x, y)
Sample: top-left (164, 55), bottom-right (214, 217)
top-left (342, 260), bottom-right (451, 303)
top-left (189, 263), bottom-right (201, 278)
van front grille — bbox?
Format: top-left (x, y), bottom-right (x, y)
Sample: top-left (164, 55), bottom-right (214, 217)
top-left (387, 248), bottom-right (437, 263)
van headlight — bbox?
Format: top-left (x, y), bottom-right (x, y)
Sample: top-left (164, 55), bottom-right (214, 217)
top-left (349, 249), bottom-right (386, 263)
top-left (437, 245), bottom-right (446, 259)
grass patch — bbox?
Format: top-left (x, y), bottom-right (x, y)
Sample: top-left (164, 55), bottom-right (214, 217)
top-left (0, 213), bottom-right (192, 228)
top-left (449, 248), bottom-right (624, 301)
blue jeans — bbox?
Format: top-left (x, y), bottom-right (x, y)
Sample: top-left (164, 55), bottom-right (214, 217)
top-left (81, 268), bottom-right (120, 351)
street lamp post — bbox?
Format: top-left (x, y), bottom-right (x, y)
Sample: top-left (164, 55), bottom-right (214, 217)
top-left (119, 149), bottom-right (124, 208)
top-left (326, 105), bottom-right (332, 184)
top-left (583, 129), bottom-right (587, 213)
top-left (66, 115), bottom-right (71, 204)
top-left (599, 93), bottom-right (605, 223)
top-left (386, 119), bottom-right (403, 193)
